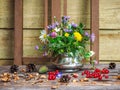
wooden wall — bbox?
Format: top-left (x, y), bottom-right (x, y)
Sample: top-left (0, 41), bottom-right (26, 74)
top-left (0, 0), bottom-right (120, 65)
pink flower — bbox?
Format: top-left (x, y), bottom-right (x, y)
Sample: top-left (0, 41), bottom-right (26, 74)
top-left (50, 32), bottom-right (57, 38)
top-left (94, 60), bottom-right (98, 65)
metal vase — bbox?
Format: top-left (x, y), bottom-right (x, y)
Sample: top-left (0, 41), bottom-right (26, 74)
top-left (53, 54), bottom-right (83, 72)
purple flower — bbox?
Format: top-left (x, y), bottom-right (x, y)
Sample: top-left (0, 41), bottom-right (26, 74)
top-left (35, 45), bottom-right (39, 50)
top-left (71, 22), bottom-right (78, 28)
top-left (51, 24), bottom-right (56, 29)
top-left (64, 29), bottom-right (72, 32)
top-left (47, 22), bottom-right (59, 30)
top-left (90, 33), bottom-right (95, 42)
top-left (47, 25), bottom-right (52, 30)
top-left (55, 21), bottom-right (59, 26)
top-left (85, 32), bottom-right (90, 37)
top-left (43, 52), bottom-right (48, 56)
top-left (62, 16), bottom-right (70, 24)
top-left (50, 32), bottom-right (57, 38)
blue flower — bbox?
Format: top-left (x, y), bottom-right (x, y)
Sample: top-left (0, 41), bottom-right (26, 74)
top-left (64, 29), bottom-right (72, 32)
top-left (71, 22), bottom-right (78, 28)
top-left (62, 16), bottom-right (70, 24)
top-left (85, 32), bottom-right (90, 37)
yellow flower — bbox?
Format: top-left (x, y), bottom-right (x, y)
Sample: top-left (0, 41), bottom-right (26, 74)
top-left (65, 33), bottom-right (69, 37)
top-left (74, 32), bottom-right (82, 41)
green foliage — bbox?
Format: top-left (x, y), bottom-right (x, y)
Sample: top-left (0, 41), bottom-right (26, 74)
top-left (38, 16), bottom-right (94, 61)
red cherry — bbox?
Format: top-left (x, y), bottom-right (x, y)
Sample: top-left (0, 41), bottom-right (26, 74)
top-left (105, 70), bottom-right (109, 74)
top-left (48, 72), bottom-right (52, 74)
top-left (48, 76), bottom-right (52, 80)
top-left (94, 74), bottom-right (98, 78)
top-left (52, 75), bottom-right (56, 80)
top-left (102, 74), bottom-right (105, 77)
top-left (81, 72), bottom-right (84, 76)
top-left (94, 68), bottom-right (101, 73)
top-left (96, 72), bottom-right (101, 77)
top-left (52, 72), bottom-right (56, 75)
top-left (73, 73), bottom-right (78, 78)
top-left (55, 70), bottom-right (59, 75)
top-left (89, 74), bottom-right (93, 78)
top-left (105, 75), bottom-right (109, 79)
top-left (101, 70), bottom-right (106, 74)
top-left (84, 70), bottom-right (90, 74)
top-left (98, 76), bottom-right (102, 80)
top-left (86, 74), bottom-right (91, 78)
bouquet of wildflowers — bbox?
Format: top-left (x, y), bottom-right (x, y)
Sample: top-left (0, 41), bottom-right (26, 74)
top-left (35, 16), bottom-right (95, 62)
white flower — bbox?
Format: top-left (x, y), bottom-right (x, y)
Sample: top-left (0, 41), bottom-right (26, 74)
top-left (39, 30), bottom-right (47, 43)
top-left (89, 51), bottom-right (95, 56)
top-left (54, 27), bottom-right (60, 32)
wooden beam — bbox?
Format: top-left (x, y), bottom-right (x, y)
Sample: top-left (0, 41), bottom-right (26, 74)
top-left (23, 57), bottom-right (50, 65)
top-left (63, 0), bottom-right (67, 16)
top-left (51, 0), bottom-right (61, 23)
top-left (14, 0), bottom-right (23, 65)
top-left (90, 0), bottom-right (99, 62)
top-left (44, 0), bottom-right (48, 32)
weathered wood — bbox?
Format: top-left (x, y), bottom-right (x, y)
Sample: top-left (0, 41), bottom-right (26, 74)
top-left (14, 0), bottom-right (23, 65)
top-left (0, 0), bottom-right (14, 28)
top-left (0, 60), bottom-right (13, 65)
top-left (99, 0), bottom-right (120, 29)
top-left (67, 0), bottom-right (90, 28)
top-left (23, 57), bottom-right (51, 65)
top-left (67, 0), bottom-right (120, 29)
top-left (0, 64), bottom-right (120, 89)
top-left (23, 0), bottom-right (44, 28)
top-left (100, 30), bottom-right (120, 60)
top-left (63, 0), bottom-right (67, 16)
top-left (44, 0), bottom-right (48, 31)
top-left (0, 30), bottom-right (14, 59)
top-left (51, 0), bottom-right (61, 23)
top-left (1, 0), bottom-right (120, 29)
top-left (23, 30), bottom-right (42, 57)
top-left (90, 0), bottom-right (99, 62)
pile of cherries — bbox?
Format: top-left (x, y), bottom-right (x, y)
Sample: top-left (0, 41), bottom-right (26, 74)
top-left (81, 68), bottom-right (109, 80)
top-left (48, 70), bottom-right (59, 80)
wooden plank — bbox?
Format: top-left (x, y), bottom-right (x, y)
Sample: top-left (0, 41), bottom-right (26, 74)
top-left (44, 0), bottom-right (48, 31)
top-left (0, 64), bottom-right (120, 89)
top-left (0, 60), bottom-right (13, 66)
top-left (0, 30), bottom-right (14, 58)
top-left (99, 0), bottom-right (120, 29)
top-left (67, 0), bottom-right (120, 29)
top-left (90, 0), bottom-right (99, 62)
top-left (14, 0), bottom-right (23, 65)
top-left (51, 0), bottom-right (61, 23)
top-left (23, 57), bottom-right (51, 65)
top-left (63, 0), bottom-right (67, 16)
top-left (1, 0), bottom-right (120, 29)
top-left (0, 0), bottom-right (14, 28)
top-left (67, 0), bottom-right (90, 28)
top-left (100, 30), bottom-right (120, 61)
top-left (23, 0), bottom-right (44, 28)
top-left (23, 30), bottom-right (42, 57)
